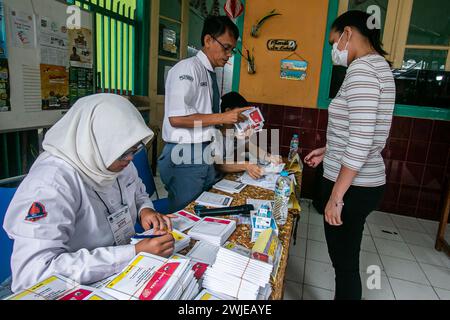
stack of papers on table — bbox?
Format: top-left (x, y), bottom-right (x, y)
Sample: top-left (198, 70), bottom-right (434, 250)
top-left (194, 289), bottom-right (236, 300)
top-left (195, 191), bottom-right (233, 208)
top-left (239, 172), bottom-right (280, 191)
top-left (102, 253), bottom-right (192, 300)
top-left (130, 229), bottom-right (191, 253)
top-left (172, 254), bottom-right (200, 300)
top-left (252, 228), bottom-right (283, 280)
top-left (213, 179), bottom-right (247, 194)
top-left (186, 240), bottom-right (220, 265)
top-left (202, 246), bottom-right (273, 300)
top-left (188, 217), bottom-right (236, 246)
top-left (172, 210), bottom-right (201, 232)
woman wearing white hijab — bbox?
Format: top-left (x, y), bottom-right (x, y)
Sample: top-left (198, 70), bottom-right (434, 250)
top-left (3, 94), bottom-right (175, 293)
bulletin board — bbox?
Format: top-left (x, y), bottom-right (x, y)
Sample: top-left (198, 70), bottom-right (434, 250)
top-left (0, 0), bottom-right (93, 133)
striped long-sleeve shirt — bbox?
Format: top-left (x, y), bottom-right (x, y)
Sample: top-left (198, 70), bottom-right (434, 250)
top-left (323, 54), bottom-right (396, 187)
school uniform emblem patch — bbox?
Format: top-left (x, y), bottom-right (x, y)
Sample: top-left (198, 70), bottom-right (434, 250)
top-left (25, 202), bottom-right (48, 222)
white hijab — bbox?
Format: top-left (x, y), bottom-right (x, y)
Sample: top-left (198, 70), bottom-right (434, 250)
top-left (43, 94), bottom-right (154, 188)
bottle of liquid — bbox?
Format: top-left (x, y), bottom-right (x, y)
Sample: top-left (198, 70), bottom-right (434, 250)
top-left (273, 171), bottom-right (291, 226)
top-left (288, 134), bottom-right (299, 162)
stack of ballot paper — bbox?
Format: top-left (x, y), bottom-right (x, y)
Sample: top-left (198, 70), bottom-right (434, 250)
top-left (195, 191), bottom-right (233, 208)
top-left (130, 229), bottom-right (191, 253)
top-left (188, 217), bottom-right (236, 246)
top-left (172, 210), bottom-right (201, 232)
top-left (239, 172), bottom-right (280, 191)
top-left (213, 179), bottom-right (247, 194)
top-left (252, 228), bottom-right (283, 280)
top-left (194, 289), bottom-right (236, 300)
top-left (234, 107), bottom-right (265, 134)
top-left (202, 246), bottom-right (273, 300)
top-left (186, 241), bottom-right (220, 265)
top-left (172, 254), bottom-right (200, 300)
top-left (102, 253), bottom-right (193, 300)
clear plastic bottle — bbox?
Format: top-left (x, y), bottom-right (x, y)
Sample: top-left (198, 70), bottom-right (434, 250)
top-left (273, 171), bottom-right (291, 226)
top-left (288, 134), bottom-right (299, 162)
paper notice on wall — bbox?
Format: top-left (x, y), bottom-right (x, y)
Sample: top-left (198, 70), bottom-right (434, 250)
top-left (68, 28), bottom-right (93, 68)
top-left (10, 9), bottom-right (36, 49)
top-left (0, 58), bottom-right (10, 112)
top-left (40, 64), bottom-right (69, 110)
top-left (39, 17), bottom-right (69, 67)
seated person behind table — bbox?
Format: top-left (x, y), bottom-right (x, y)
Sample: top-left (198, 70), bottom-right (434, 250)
top-left (214, 91), bottom-right (282, 180)
top-left (3, 94), bottom-right (176, 293)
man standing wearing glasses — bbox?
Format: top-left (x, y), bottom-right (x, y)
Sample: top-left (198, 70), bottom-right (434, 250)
top-left (159, 16), bottom-right (251, 213)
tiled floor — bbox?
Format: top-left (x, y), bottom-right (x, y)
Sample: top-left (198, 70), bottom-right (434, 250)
top-left (284, 199), bottom-right (450, 300)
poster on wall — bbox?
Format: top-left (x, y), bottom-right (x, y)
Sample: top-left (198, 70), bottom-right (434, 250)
top-left (0, 0), bottom-right (7, 59)
top-left (280, 59), bottom-right (308, 81)
top-left (0, 58), bottom-right (10, 112)
top-left (68, 28), bottom-right (93, 68)
top-left (162, 28), bottom-right (177, 55)
top-left (40, 64), bottom-right (69, 110)
top-left (10, 9), bottom-right (36, 49)
top-left (39, 17), bottom-right (69, 67)
top-left (69, 66), bottom-right (94, 106)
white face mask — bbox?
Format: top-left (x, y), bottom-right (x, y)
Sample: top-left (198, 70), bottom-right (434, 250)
top-left (331, 32), bottom-right (351, 67)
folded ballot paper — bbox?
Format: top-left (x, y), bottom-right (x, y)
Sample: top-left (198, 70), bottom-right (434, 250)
top-left (5, 275), bottom-right (115, 301)
top-left (195, 191), bottom-right (233, 208)
top-left (213, 179), bottom-right (247, 194)
top-left (234, 107), bottom-right (265, 134)
top-left (130, 229), bottom-right (191, 253)
top-left (252, 228), bottom-right (283, 280)
top-left (102, 253), bottom-right (193, 300)
top-left (188, 217), bottom-right (236, 246)
top-left (172, 210), bottom-right (201, 232)
top-left (202, 246), bottom-right (273, 300)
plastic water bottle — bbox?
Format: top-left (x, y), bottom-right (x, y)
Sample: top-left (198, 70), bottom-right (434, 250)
top-left (288, 134), bottom-right (299, 161)
top-left (273, 171), bottom-right (291, 226)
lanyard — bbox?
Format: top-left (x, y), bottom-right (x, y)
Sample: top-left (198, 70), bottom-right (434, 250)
top-left (94, 179), bottom-right (125, 215)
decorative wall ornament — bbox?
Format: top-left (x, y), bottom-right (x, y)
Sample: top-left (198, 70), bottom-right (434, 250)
top-left (250, 9), bottom-right (281, 38)
top-left (224, 0), bottom-right (244, 19)
top-left (267, 39), bottom-right (297, 52)
top-left (210, 0), bottom-right (220, 16)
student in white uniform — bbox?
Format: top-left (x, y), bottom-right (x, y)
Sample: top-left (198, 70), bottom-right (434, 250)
top-left (3, 94), bottom-right (175, 293)
top-left (159, 16), bottom-right (251, 213)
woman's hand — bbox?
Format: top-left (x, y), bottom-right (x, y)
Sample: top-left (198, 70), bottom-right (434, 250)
top-left (304, 147), bottom-right (326, 168)
top-left (140, 208), bottom-right (176, 231)
top-left (324, 196), bottom-right (344, 226)
top-left (246, 163), bottom-right (264, 179)
top-left (134, 230), bottom-right (175, 257)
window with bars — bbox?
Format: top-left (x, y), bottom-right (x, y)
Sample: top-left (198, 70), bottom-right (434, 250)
top-left (67, 0), bottom-right (142, 95)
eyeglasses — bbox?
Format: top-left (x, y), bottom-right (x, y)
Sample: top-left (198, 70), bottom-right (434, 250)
top-left (118, 142), bottom-right (145, 161)
top-left (212, 36), bottom-right (237, 55)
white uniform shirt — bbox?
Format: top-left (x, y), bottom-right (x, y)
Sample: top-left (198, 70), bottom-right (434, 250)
top-left (163, 50), bottom-right (218, 144)
top-left (3, 153), bottom-right (154, 292)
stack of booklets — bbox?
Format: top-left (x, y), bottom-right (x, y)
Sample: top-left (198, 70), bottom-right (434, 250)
top-left (195, 191), bottom-right (233, 208)
top-left (102, 253), bottom-right (193, 300)
top-left (186, 241), bottom-right (220, 286)
top-left (188, 217), bottom-right (236, 246)
top-left (5, 275), bottom-right (115, 300)
top-left (172, 254), bottom-right (200, 300)
top-left (213, 179), bottom-right (247, 194)
top-left (251, 228), bottom-right (283, 280)
top-left (194, 289), bottom-right (236, 300)
top-left (130, 229), bottom-right (191, 253)
top-left (172, 210), bottom-right (201, 232)
top-left (202, 246), bottom-right (273, 300)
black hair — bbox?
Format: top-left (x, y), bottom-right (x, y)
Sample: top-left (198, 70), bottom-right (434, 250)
top-left (201, 15), bottom-right (240, 46)
top-left (221, 91), bottom-right (248, 113)
top-left (331, 10), bottom-right (390, 64)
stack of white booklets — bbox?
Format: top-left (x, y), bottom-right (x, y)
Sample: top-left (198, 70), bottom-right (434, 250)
top-left (195, 191), bottom-right (233, 208)
top-left (202, 246), bottom-right (273, 300)
top-left (186, 240), bottom-right (220, 265)
top-left (194, 289), bottom-right (236, 300)
top-left (102, 253), bottom-right (193, 300)
top-left (213, 179), bottom-right (247, 194)
top-left (188, 217), bottom-right (236, 246)
top-left (172, 254), bottom-right (200, 300)
top-left (172, 210), bottom-right (201, 232)
top-left (130, 229), bottom-right (190, 253)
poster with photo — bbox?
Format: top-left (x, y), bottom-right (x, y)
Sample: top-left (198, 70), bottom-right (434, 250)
top-left (0, 58), bottom-right (10, 112)
top-left (280, 59), bottom-right (308, 81)
top-left (68, 28), bottom-right (93, 68)
top-left (40, 64), bottom-right (69, 110)
top-left (69, 66), bottom-right (94, 106)
top-left (39, 17), bottom-right (69, 67)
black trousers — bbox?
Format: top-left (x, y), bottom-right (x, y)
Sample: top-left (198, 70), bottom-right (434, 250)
top-left (319, 177), bottom-right (385, 300)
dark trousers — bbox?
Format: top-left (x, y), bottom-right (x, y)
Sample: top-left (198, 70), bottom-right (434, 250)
top-left (319, 177), bottom-right (385, 300)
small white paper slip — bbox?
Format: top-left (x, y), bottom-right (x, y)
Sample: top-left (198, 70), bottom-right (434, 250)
top-left (195, 191), bottom-right (233, 208)
top-left (172, 210), bottom-right (201, 232)
top-left (213, 179), bottom-right (247, 194)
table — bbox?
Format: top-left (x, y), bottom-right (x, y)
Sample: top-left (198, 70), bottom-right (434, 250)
top-left (182, 169), bottom-right (303, 300)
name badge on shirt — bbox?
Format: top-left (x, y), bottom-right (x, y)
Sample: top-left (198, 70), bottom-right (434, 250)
top-left (106, 205), bottom-right (135, 246)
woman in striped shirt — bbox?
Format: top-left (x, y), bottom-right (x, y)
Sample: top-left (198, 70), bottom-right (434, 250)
top-left (304, 11), bottom-right (395, 300)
